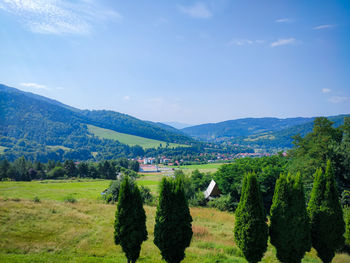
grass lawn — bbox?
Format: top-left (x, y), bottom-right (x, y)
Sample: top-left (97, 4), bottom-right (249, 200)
top-left (179, 163), bottom-right (227, 174)
top-left (87, 124), bottom-right (188, 149)
top-left (0, 180), bottom-right (349, 263)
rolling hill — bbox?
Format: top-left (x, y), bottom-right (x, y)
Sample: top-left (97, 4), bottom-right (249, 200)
top-left (0, 84), bottom-right (194, 161)
top-left (182, 115), bottom-right (350, 150)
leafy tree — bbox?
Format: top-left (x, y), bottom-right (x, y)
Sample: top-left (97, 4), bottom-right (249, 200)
top-left (64, 160), bottom-right (78, 177)
top-left (154, 177), bottom-right (193, 263)
top-left (47, 166), bottom-right (66, 179)
top-left (289, 117), bottom-right (344, 196)
top-left (77, 162), bottom-right (89, 178)
top-left (270, 173), bottom-right (311, 263)
top-left (0, 159), bottom-right (10, 180)
top-left (308, 161), bottom-right (345, 263)
top-left (234, 173), bottom-right (268, 263)
top-left (114, 176), bottom-right (147, 263)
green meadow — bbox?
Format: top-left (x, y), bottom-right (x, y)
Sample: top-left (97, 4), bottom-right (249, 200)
top-left (87, 124), bottom-right (188, 149)
top-left (0, 178), bottom-right (349, 263)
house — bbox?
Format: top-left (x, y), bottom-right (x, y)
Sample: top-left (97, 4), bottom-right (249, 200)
top-left (203, 180), bottom-right (221, 200)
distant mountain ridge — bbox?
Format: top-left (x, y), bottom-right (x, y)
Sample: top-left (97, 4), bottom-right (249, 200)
top-left (182, 115), bottom-right (350, 149)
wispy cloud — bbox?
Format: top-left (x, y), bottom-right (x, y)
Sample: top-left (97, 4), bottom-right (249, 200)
top-left (178, 2), bottom-right (212, 19)
top-left (123, 95), bottom-right (131, 101)
top-left (0, 0), bottom-right (121, 35)
top-left (228, 39), bottom-right (264, 46)
top-left (275, 18), bottom-right (292, 23)
top-left (313, 24), bottom-right (336, 30)
top-left (270, 38), bottom-right (297, 47)
top-left (322, 88), bottom-right (331, 93)
top-left (329, 96), bottom-right (350, 104)
top-left (20, 82), bottom-right (49, 90)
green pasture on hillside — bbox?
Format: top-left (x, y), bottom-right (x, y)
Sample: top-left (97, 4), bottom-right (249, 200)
top-left (87, 124), bottom-right (188, 149)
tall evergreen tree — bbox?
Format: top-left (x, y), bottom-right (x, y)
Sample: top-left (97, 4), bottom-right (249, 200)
top-left (234, 173), bottom-right (268, 263)
top-left (154, 177), bottom-right (193, 263)
top-left (308, 161), bottom-right (345, 263)
top-left (114, 176), bottom-right (147, 263)
top-left (270, 173), bottom-right (311, 263)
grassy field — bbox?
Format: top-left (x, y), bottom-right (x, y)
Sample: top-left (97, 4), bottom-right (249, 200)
top-left (0, 180), bottom-right (349, 263)
top-left (179, 163), bottom-right (226, 174)
top-left (87, 124), bottom-right (188, 149)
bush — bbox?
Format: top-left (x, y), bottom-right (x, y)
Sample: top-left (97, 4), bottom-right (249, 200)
top-left (64, 195), bottom-right (77, 203)
top-left (342, 190), bottom-right (350, 207)
top-left (33, 196), bottom-right (40, 203)
top-left (139, 185), bottom-right (154, 205)
top-left (189, 191), bottom-right (207, 207)
top-left (103, 180), bottom-right (123, 203)
top-left (208, 194), bottom-right (236, 212)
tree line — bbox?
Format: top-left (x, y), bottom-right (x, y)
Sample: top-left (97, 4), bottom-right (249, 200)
top-left (0, 157), bottom-right (140, 181)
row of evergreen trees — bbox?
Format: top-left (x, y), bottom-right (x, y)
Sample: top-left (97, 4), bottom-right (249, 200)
top-left (234, 160), bottom-right (345, 263)
top-left (114, 176), bottom-right (193, 263)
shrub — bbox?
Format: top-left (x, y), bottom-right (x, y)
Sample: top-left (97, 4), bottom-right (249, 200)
top-left (189, 191), bottom-right (207, 207)
top-left (64, 195), bottom-right (77, 203)
top-left (208, 194), bottom-right (236, 212)
top-left (139, 185), bottom-right (154, 205)
top-left (33, 196), bottom-right (40, 203)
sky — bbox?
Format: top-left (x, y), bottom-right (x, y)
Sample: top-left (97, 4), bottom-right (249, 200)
top-left (0, 0), bottom-right (349, 125)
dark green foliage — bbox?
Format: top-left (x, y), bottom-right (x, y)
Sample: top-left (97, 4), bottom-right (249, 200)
top-left (269, 173), bottom-right (311, 263)
top-left (114, 176), bottom-right (147, 263)
top-left (289, 117), bottom-right (347, 197)
top-left (234, 173), bottom-right (268, 263)
top-left (103, 180), bottom-right (123, 203)
top-left (189, 191), bottom-right (207, 207)
top-left (344, 207), bottom-right (350, 252)
top-left (190, 169), bottom-right (212, 192)
top-left (154, 177), bottom-right (193, 263)
top-left (214, 155), bottom-right (287, 212)
top-left (308, 161), bottom-right (345, 263)
top-left (47, 166), bottom-right (66, 179)
top-left (208, 193), bottom-right (236, 211)
top-left (139, 185), bottom-right (154, 205)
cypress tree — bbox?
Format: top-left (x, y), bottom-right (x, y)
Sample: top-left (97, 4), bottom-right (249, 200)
top-left (308, 161), bottom-right (345, 263)
top-left (270, 173), bottom-right (311, 263)
top-left (234, 173), bottom-right (268, 263)
top-left (114, 176), bottom-right (147, 263)
top-left (154, 177), bottom-right (193, 263)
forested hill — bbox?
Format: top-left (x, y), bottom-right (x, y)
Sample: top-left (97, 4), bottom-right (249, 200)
top-left (182, 115), bottom-right (350, 149)
top-left (0, 84), bottom-right (195, 161)
top-left (0, 84), bottom-right (192, 144)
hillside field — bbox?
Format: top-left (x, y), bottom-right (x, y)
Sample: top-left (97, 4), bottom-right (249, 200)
top-left (87, 125), bottom-right (188, 149)
top-left (1, 179), bottom-right (349, 263)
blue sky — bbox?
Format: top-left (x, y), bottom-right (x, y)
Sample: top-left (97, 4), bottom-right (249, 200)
top-left (0, 0), bottom-right (349, 124)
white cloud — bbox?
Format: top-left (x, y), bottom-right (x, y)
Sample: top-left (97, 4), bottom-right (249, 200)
top-left (0, 0), bottom-right (121, 35)
top-left (329, 96), bottom-right (350, 104)
top-left (20, 82), bottom-right (49, 90)
top-left (178, 2), bottom-right (212, 19)
top-left (270, 38), bottom-right (297, 47)
top-left (123, 95), bottom-right (131, 101)
top-left (322, 88), bottom-right (331, 93)
top-left (313, 24), bottom-right (335, 30)
top-left (275, 18), bottom-right (292, 23)
top-left (228, 39), bottom-right (264, 46)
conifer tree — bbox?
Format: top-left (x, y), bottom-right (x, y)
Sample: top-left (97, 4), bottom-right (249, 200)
top-left (308, 161), bottom-right (345, 263)
top-left (114, 176), bottom-right (147, 263)
top-left (154, 177), bottom-right (193, 263)
top-left (234, 173), bottom-right (268, 263)
top-left (270, 173), bottom-right (311, 263)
